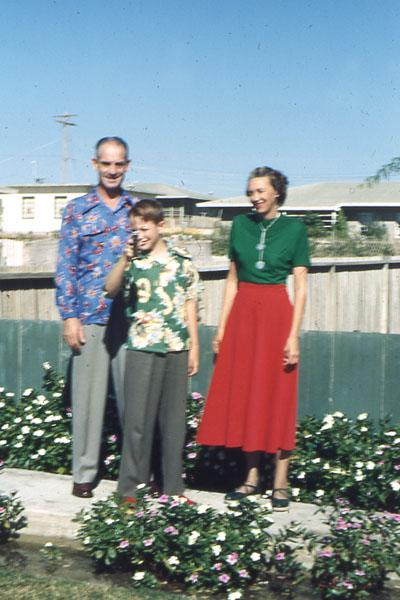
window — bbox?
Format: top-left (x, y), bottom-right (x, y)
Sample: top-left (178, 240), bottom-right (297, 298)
top-left (22, 196), bottom-right (35, 219)
top-left (163, 206), bottom-right (184, 220)
top-left (54, 196), bottom-right (68, 219)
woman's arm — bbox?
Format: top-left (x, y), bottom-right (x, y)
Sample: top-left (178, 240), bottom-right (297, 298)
top-left (186, 299), bottom-right (199, 376)
top-left (213, 261), bottom-right (239, 353)
top-left (283, 265), bottom-right (308, 365)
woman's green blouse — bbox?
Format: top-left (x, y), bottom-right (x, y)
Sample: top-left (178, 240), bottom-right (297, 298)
top-left (228, 213), bottom-right (310, 284)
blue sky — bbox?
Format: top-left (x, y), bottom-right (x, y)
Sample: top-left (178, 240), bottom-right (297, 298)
top-left (1, 0), bottom-right (400, 196)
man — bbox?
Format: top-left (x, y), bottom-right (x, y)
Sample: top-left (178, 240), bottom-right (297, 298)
top-left (55, 136), bottom-right (135, 498)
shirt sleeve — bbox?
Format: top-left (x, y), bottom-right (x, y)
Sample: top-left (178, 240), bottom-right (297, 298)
top-left (184, 260), bottom-right (200, 301)
top-left (55, 203), bottom-right (80, 320)
top-left (292, 222), bottom-right (311, 268)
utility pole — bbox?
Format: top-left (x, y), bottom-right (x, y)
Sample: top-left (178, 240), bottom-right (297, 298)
top-left (53, 113), bottom-right (78, 183)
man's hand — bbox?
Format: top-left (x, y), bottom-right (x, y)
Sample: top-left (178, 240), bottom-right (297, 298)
top-left (63, 318), bottom-right (86, 353)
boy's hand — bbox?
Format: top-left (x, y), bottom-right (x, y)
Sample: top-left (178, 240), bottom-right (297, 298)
top-left (188, 346), bottom-right (199, 377)
top-left (63, 317), bottom-right (86, 353)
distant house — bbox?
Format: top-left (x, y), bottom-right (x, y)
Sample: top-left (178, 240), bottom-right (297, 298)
top-left (198, 181), bottom-right (400, 241)
top-left (0, 182), bottom-right (212, 234)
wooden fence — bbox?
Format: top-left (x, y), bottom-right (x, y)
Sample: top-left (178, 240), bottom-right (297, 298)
top-left (1, 257), bottom-right (400, 333)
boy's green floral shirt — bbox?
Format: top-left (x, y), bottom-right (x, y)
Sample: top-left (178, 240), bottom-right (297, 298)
top-left (123, 246), bottom-right (199, 353)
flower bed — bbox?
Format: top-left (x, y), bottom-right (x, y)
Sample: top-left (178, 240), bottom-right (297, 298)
top-left (0, 364), bottom-right (399, 512)
top-left (74, 489), bottom-right (400, 598)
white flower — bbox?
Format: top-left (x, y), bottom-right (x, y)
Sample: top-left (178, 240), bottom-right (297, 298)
top-left (360, 427), bottom-right (368, 432)
top-left (196, 504), bottom-right (209, 514)
top-left (44, 542), bottom-right (53, 548)
top-left (291, 488), bottom-right (300, 497)
top-left (13, 417), bottom-right (22, 424)
top-left (297, 471), bottom-right (306, 479)
top-left (0, 440), bottom-right (7, 446)
top-left (0, 402), bottom-right (4, 408)
top-left (228, 592), bottom-right (242, 600)
top-left (105, 518), bottom-right (114, 525)
top-left (6, 392), bottom-right (15, 398)
top-left (83, 536), bottom-right (91, 545)
top-left (133, 571), bottom-right (145, 581)
top-left (25, 414), bottom-right (33, 420)
top-left (316, 489), bottom-right (325, 497)
top-left (384, 431), bottom-right (396, 437)
top-left (22, 389), bottom-right (33, 397)
top-left (390, 480), bottom-right (400, 492)
top-left (14, 443), bottom-right (23, 448)
top-left (311, 458), bottom-right (321, 464)
top-left (168, 555), bottom-right (180, 566)
top-left (32, 418), bottom-right (43, 425)
top-left (355, 474), bottom-right (365, 482)
top-left (365, 461), bottom-right (375, 470)
top-left (38, 449), bottom-right (47, 456)
top-left (323, 462), bottom-right (330, 470)
top-left (251, 528), bottom-right (261, 536)
top-left (21, 426), bottom-right (30, 435)
top-left (136, 483), bottom-right (146, 489)
top-left (52, 392), bottom-right (62, 398)
top-left (42, 362), bottom-right (51, 370)
top-left (212, 544), bottom-right (222, 556)
top-left (0, 388), bottom-right (4, 393)
top-left (394, 438), bottom-right (400, 445)
top-left (216, 532), bottom-right (226, 541)
top-left (303, 433), bottom-right (312, 439)
top-left (250, 552), bottom-right (261, 561)
top-left (332, 411), bottom-right (344, 418)
top-left (357, 412), bottom-right (368, 420)
top-left (1, 424), bottom-right (9, 430)
top-left (33, 430), bottom-right (44, 437)
top-left (321, 415), bottom-right (334, 430)
top-left (355, 461), bottom-right (364, 469)
top-left (188, 531), bottom-right (200, 545)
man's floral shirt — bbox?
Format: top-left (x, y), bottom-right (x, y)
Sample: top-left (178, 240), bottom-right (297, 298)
top-left (55, 188), bottom-right (135, 324)
top-left (124, 246), bottom-right (199, 353)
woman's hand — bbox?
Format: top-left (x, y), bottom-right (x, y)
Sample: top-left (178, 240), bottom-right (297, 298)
top-left (212, 329), bottom-right (224, 354)
top-left (283, 335), bottom-right (300, 366)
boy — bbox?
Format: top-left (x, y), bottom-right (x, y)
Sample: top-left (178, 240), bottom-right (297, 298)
top-left (104, 199), bottom-right (200, 499)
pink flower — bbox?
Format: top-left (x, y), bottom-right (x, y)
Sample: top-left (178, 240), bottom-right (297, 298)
top-left (189, 573), bottom-right (199, 583)
top-left (170, 500), bottom-right (180, 508)
top-left (108, 434), bottom-right (117, 443)
top-left (355, 569), bottom-right (365, 576)
top-left (275, 552), bottom-right (285, 561)
top-left (191, 392), bottom-right (202, 400)
top-left (341, 581), bottom-right (354, 589)
top-left (394, 465), bottom-right (400, 471)
top-left (135, 510), bottom-right (144, 518)
top-left (239, 569), bottom-right (249, 578)
top-left (188, 452), bottom-right (197, 459)
top-left (213, 562), bottom-right (222, 571)
top-left (318, 550), bottom-right (334, 558)
top-left (164, 526), bottom-right (178, 535)
top-left (158, 494), bottom-right (170, 503)
top-left (119, 540), bottom-right (129, 549)
top-left (143, 538), bottom-right (153, 546)
top-left (0, 507), bottom-right (5, 514)
top-left (226, 552), bottom-right (239, 565)
top-left (218, 574), bottom-right (230, 583)
top-left (361, 538), bottom-right (371, 545)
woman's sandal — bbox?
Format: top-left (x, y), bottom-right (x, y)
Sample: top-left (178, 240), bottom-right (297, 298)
top-left (225, 482), bottom-right (262, 502)
top-left (271, 488), bottom-right (289, 512)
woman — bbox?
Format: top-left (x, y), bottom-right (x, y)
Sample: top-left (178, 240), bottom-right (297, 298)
top-left (196, 166), bottom-right (310, 510)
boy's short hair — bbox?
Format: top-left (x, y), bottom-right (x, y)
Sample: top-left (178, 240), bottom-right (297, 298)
top-left (129, 199), bottom-right (164, 223)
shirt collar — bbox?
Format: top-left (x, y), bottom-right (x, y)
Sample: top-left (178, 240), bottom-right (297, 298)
top-left (81, 187), bottom-right (135, 214)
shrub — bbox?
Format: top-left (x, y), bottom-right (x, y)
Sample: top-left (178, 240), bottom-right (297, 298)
top-left (75, 488), bottom-right (276, 597)
top-left (0, 490), bottom-right (27, 543)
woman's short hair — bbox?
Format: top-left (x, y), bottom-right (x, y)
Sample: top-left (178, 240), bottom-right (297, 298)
top-left (129, 199), bottom-right (164, 223)
top-left (247, 166), bottom-right (289, 206)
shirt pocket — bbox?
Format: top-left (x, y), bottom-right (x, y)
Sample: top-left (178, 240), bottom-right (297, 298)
top-left (80, 220), bottom-right (109, 239)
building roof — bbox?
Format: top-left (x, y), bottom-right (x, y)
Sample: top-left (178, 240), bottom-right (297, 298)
top-left (198, 181), bottom-right (400, 210)
top-left (0, 182), bottom-right (212, 201)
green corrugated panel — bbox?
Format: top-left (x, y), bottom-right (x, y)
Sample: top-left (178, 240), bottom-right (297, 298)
top-left (0, 320), bottom-right (21, 394)
top-left (382, 333), bottom-right (400, 421)
top-left (298, 331), bottom-right (334, 418)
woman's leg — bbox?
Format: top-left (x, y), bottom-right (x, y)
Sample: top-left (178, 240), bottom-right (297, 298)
top-left (273, 449), bottom-right (291, 497)
top-left (236, 451), bottom-right (261, 491)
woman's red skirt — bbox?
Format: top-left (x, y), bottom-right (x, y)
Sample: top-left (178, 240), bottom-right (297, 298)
top-left (197, 282), bottom-right (298, 453)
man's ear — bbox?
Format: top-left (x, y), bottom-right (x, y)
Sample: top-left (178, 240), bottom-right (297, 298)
top-left (91, 157), bottom-right (99, 171)
top-left (158, 220), bottom-right (165, 230)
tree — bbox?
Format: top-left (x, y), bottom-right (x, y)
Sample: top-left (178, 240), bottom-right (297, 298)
top-left (302, 212), bottom-right (326, 238)
top-left (333, 210), bottom-right (348, 238)
top-left (365, 157), bottom-right (400, 186)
